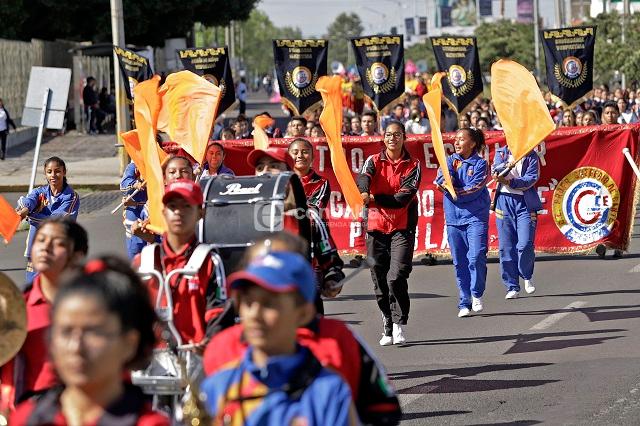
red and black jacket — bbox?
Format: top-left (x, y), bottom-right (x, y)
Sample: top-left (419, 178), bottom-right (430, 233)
top-left (357, 149), bottom-right (421, 234)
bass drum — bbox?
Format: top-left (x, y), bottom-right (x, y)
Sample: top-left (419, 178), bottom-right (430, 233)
top-left (199, 172), bottom-right (311, 273)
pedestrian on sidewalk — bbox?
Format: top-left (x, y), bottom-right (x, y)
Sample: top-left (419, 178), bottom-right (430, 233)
top-left (493, 146), bottom-right (541, 299)
top-left (0, 98), bottom-right (17, 160)
top-left (357, 120), bottom-right (421, 346)
top-left (237, 77), bottom-right (248, 115)
top-left (435, 128), bottom-right (490, 318)
top-left (15, 157), bottom-right (80, 283)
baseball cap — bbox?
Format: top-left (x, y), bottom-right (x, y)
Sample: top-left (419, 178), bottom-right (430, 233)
top-left (247, 148), bottom-right (294, 170)
top-left (227, 251), bottom-right (316, 303)
top-left (162, 179), bottom-right (203, 205)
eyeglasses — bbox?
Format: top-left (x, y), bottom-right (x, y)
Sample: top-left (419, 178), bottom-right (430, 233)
top-left (384, 132), bottom-right (403, 139)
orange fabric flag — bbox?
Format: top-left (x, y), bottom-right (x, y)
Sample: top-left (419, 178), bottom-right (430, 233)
top-left (252, 119), bottom-right (270, 150)
top-left (423, 73), bottom-right (456, 200)
top-left (316, 75), bottom-right (364, 219)
top-left (119, 129), bottom-right (168, 178)
top-left (158, 71), bottom-right (222, 165)
top-left (490, 59), bottom-right (555, 162)
top-left (0, 195), bottom-right (21, 244)
top-left (133, 75), bottom-right (166, 235)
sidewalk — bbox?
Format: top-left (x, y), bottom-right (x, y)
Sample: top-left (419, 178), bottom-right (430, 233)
top-left (0, 131), bottom-right (121, 192)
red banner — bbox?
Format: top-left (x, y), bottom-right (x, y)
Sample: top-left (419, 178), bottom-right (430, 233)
top-left (222, 125), bottom-right (640, 256)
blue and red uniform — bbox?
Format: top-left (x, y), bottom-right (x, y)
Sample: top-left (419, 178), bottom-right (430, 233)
top-left (17, 184), bottom-right (79, 282)
top-left (436, 151), bottom-right (490, 310)
top-left (492, 147), bottom-right (541, 292)
top-left (120, 162), bottom-right (148, 259)
top-left (201, 345), bottom-right (356, 426)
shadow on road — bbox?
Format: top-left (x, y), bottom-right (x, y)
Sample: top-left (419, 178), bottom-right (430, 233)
top-left (389, 363), bottom-right (553, 381)
top-left (333, 292), bottom-right (447, 302)
top-left (402, 410), bottom-right (471, 420)
top-left (398, 377), bottom-right (559, 394)
top-left (504, 335), bottom-right (622, 354)
top-left (468, 421), bottom-right (541, 426)
top-left (528, 289), bottom-right (640, 298)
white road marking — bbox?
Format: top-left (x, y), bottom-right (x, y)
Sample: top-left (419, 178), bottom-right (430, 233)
top-left (628, 263), bottom-right (640, 273)
top-left (529, 301), bottom-right (588, 330)
top-left (398, 393), bottom-right (422, 407)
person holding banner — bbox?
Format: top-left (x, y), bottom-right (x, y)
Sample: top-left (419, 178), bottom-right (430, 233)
top-left (435, 128), bottom-right (490, 318)
top-left (492, 147), bottom-right (541, 298)
top-left (358, 121), bottom-right (421, 345)
top-left (16, 157), bottom-right (80, 283)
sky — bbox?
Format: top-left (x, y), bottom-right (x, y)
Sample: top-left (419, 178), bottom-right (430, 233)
top-left (258, 0), bottom-right (428, 38)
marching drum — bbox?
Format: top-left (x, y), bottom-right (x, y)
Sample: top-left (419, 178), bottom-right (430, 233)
top-left (199, 172), bottom-right (311, 273)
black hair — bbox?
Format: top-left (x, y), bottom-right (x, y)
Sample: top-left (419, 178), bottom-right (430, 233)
top-left (460, 127), bottom-right (486, 153)
top-left (384, 120), bottom-right (406, 137)
top-left (288, 138), bottom-right (314, 154)
top-left (234, 114), bottom-right (248, 124)
top-left (55, 255), bottom-right (157, 370)
top-left (257, 111), bottom-right (272, 118)
top-left (35, 217), bottom-right (89, 255)
top-left (476, 117), bottom-right (491, 128)
top-left (162, 155), bottom-right (193, 175)
top-left (86, 76), bottom-right (95, 83)
top-left (220, 127), bottom-right (235, 138)
top-left (362, 111), bottom-right (377, 120)
top-left (602, 100), bottom-right (619, 111)
top-left (208, 141), bottom-right (225, 153)
top-left (394, 103), bottom-right (404, 110)
top-left (290, 115), bottom-right (307, 126)
top-left (44, 156), bottom-right (68, 187)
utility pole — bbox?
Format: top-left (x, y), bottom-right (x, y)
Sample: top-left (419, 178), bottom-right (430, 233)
top-left (534, 0), bottom-right (541, 78)
top-left (110, 0), bottom-right (128, 175)
top-left (622, 0), bottom-right (630, 88)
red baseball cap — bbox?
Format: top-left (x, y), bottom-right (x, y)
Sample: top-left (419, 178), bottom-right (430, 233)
top-left (247, 148), bottom-right (294, 170)
top-left (162, 179), bottom-right (203, 205)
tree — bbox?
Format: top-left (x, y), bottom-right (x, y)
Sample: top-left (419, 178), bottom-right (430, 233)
top-left (405, 41), bottom-right (437, 73)
top-left (324, 12), bottom-right (364, 67)
top-left (474, 19), bottom-right (536, 73)
top-left (0, 0), bottom-right (259, 46)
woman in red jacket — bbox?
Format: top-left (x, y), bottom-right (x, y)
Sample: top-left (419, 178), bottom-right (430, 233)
top-left (357, 120), bottom-right (421, 346)
top-left (11, 256), bottom-right (168, 426)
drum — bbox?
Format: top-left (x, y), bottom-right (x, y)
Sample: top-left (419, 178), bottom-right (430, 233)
top-left (199, 172), bottom-right (311, 272)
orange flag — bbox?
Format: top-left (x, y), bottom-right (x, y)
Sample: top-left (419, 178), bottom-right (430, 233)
top-left (490, 59), bottom-right (555, 162)
top-left (133, 75), bottom-right (166, 235)
top-left (0, 195), bottom-right (21, 244)
top-left (158, 71), bottom-right (222, 165)
top-left (252, 119), bottom-right (270, 150)
top-left (316, 75), bottom-right (364, 219)
top-left (423, 73), bottom-right (456, 200)
top-left (119, 129), bottom-right (168, 178)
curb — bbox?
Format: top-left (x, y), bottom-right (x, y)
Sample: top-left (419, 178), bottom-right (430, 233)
top-left (0, 183), bottom-right (120, 193)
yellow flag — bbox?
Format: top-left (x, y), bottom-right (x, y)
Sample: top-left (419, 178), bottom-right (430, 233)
top-left (316, 75), bottom-right (364, 219)
top-left (423, 73), bottom-right (456, 200)
top-left (133, 75), bottom-right (166, 234)
top-left (490, 59), bottom-right (555, 162)
top-left (158, 71), bottom-right (222, 165)
top-left (119, 129), bottom-right (167, 178)
top-left (252, 120), bottom-right (270, 150)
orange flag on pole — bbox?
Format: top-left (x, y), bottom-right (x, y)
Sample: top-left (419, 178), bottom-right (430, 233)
top-left (490, 59), bottom-right (555, 162)
top-left (423, 72), bottom-right (456, 200)
top-left (158, 71), bottom-right (222, 165)
top-left (0, 195), bottom-right (21, 244)
top-left (252, 119), bottom-right (270, 150)
top-left (133, 75), bottom-right (166, 235)
top-left (316, 75), bottom-right (364, 219)
top-left (120, 129), bottom-right (168, 178)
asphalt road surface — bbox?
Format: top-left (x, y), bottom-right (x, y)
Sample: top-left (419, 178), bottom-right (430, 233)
top-left (1, 190), bottom-right (640, 425)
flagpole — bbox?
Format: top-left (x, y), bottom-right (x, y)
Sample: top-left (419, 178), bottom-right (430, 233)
top-left (534, 0), bottom-right (540, 78)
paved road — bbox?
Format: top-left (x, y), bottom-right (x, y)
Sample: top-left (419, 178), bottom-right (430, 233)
top-left (2, 192), bottom-right (640, 425)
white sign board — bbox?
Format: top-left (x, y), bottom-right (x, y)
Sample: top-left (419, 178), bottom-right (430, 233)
top-left (22, 66), bottom-right (71, 130)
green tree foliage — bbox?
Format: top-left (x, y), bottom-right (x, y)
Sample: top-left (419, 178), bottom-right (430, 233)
top-left (474, 19), bottom-right (536, 73)
top-left (0, 0), bottom-right (258, 46)
top-left (234, 10), bottom-right (302, 76)
top-left (405, 41), bottom-right (437, 73)
top-left (324, 12), bottom-right (364, 66)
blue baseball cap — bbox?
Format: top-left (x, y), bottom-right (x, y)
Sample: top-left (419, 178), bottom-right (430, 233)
top-left (227, 251), bottom-right (316, 303)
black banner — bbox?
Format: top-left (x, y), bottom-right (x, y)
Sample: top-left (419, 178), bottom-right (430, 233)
top-left (113, 46), bottom-right (153, 102)
top-left (273, 39), bottom-right (328, 116)
top-left (178, 46), bottom-right (236, 116)
top-left (431, 36), bottom-right (483, 115)
top-left (541, 26), bottom-right (596, 108)
top-left (351, 35), bottom-right (405, 111)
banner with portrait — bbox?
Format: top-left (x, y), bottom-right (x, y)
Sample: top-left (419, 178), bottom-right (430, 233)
top-left (431, 36), bottom-right (483, 115)
top-left (273, 39), bottom-right (328, 116)
top-left (541, 26), bottom-right (597, 108)
top-left (177, 46), bottom-right (236, 116)
top-left (351, 35), bottom-right (405, 111)
top-left (114, 46), bottom-right (154, 102)
top-left (221, 125), bottom-right (639, 257)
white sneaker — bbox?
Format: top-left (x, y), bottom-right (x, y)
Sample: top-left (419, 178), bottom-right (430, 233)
top-left (458, 308), bottom-right (471, 318)
top-left (505, 290), bottom-right (519, 299)
top-left (379, 334), bottom-right (393, 346)
top-left (471, 296), bottom-right (483, 312)
top-left (524, 280), bottom-right (536, 294)
top-left (392, 323), bottom-right (406, 345)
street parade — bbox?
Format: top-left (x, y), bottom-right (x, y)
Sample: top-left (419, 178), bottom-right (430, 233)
top-left (1, 1), bottom-right (640, 425)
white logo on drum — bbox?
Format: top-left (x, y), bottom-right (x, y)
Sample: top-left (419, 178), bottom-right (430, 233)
top-left (552, 167), bottom-right (620, 245)
top-left (219, 183), bottom-right (263, 196)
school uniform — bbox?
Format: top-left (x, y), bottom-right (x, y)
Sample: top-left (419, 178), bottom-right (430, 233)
top-left (120, 162), bottom-right (148, 259)
top-left (17, 184), bottom-right (79, 283)
top-left (437, 151), bottom-right (490, 310)
top-left (200, 163), bottom-right (235, 178)
top-left (492, 147), bottom-right (541, 292)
